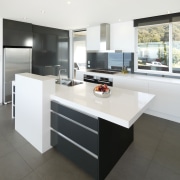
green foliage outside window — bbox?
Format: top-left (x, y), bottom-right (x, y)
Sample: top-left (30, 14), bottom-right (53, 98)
top-left (137, 22), bottom-right (180, 73)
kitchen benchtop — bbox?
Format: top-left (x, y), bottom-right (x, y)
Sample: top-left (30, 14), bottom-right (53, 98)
top-left (77, 70), bottom-right (180, 85)
top-left (50, 82), bottom-right (155, 128)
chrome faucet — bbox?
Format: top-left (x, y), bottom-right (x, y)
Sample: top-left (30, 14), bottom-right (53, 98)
top-left (58, 68), bottom-right (66, 83)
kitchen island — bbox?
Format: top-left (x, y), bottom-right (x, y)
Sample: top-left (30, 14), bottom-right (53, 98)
top-left (15, 73), bottom-right (155, 180)
top-left (51, 81), bottom-right (154, 128)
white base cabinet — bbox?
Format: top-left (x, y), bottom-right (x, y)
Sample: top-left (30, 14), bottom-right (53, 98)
top-left (113, 76), bottom-right (149, 93)
top-left (147, 81), bottom-right (180, 122)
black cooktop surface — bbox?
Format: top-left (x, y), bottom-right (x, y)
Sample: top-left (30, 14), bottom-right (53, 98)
top-left (89, 69), bottom-right (119, 74)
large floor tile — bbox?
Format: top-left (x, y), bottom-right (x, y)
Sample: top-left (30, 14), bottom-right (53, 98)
top-left (16, 142), bottom-right (50, 170)
top-left (0, 151), bottom-right (32, 180)
top-left (145, 161), bottom-right (180, 180)
top-left (135, 114), bottom-right (168, 140)
top-left (153, 139), bottom-right (180, 174)
top-left (35, 152), bottom-right (93, 180)
top-left (161, 125), bottom-right (180, 148)
top-left (22, 171), bottom-right (43, 180)
top-left (0, 136), bottom-right (15, 158)
top-left (105, 146), bottom-right (151, 180)
top-left (5, 130), bottom-right (29, 149)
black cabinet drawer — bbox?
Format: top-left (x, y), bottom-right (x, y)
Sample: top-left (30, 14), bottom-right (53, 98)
top-left (51, 112), bottom-right (98, 155)
top-left (51, 130), bottom-right (98, 179)
top-left (51, 101), bottom-right (98, 131)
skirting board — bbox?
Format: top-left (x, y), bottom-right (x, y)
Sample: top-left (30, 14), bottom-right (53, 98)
top-left (145, 109), bottom-right (180, 124)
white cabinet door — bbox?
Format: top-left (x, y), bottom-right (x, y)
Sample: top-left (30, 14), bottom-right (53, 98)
top-left (86, 26), bottom-right (100, 50)
top-left (148, 81), bottom-right (180, 117)
top-left (113, 76), bottom-right (149, 93)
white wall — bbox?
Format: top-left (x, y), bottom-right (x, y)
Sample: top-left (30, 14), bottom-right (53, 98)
top-left (110, 21), bottom-right (135, 52)
top-left (0, 18), bottom-right (2, 104)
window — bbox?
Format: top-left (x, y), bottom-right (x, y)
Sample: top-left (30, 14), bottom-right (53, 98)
top-left (135, 13), bottom-right (180, 76)
top-left (172, 22), bottom-right (180, 73)
top-left (137, 24), bottom-right (169, 72)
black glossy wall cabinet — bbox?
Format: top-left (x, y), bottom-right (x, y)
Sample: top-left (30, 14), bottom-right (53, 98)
top-left (3, 19), bottom-right (70, 77)
top-left (32, 25), bottom-right (69, 76)
top-left (3, 19), bottom-right (33, 47)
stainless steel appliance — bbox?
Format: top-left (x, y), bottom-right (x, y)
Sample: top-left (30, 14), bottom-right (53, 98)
top-left (3, 48), bottom-right (32, 104)
top-left (83, 74), bottom-right (113, 86)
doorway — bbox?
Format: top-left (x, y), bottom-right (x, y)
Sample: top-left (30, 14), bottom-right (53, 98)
top-left (73, 30), bottom-right (87, 79)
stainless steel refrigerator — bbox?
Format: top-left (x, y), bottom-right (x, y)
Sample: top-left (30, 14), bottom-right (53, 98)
top-left (3, 48), bottom-right (32, 104)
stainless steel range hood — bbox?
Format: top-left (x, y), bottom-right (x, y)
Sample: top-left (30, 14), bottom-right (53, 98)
top-left (88, 23), bottom-right (122, 53)
top-left (100, 23), bottom-right (110, 50)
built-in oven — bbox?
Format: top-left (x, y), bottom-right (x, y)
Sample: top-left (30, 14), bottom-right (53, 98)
top-left (83, 75), bottom-right (97, 83)
top-left (83, 74), bottom-right (113, 86)
top-left (96, 77), bottom-right (113, 86)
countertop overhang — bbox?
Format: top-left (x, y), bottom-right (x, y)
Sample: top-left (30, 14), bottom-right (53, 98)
top-left (50, 82), bottom-right (155, 128)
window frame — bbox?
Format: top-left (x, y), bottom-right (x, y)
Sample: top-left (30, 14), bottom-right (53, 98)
top-left (134, 22), bottom-right (180, 77)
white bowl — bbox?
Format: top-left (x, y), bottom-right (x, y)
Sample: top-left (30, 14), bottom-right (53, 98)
top-left (93, 88), bottom-right (111, 98)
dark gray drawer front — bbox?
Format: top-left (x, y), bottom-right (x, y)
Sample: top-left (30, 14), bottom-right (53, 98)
top-left (51, 112), bottom-right (98, 155)
top-left (51, 101), bottom-right (98, 131)
top-left (51, 130), bottom-right (98, 179)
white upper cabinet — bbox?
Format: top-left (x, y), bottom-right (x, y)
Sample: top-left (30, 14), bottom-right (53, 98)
top-left (86, 21), bottom-right (135, 52)
top-left (110, 21), bottom-right (135, 52)
top-left (86, 25), bottom-right (100, 50)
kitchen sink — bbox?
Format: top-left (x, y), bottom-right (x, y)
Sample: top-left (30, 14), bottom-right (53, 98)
top-left (56, 79), bottom-right (83, 86)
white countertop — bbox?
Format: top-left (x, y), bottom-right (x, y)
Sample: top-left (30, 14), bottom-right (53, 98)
top-left (17, 73), bottom-right (54, 81)
top-left (50, 82), bottom-right (155, 128)
top-left (77, 70), bottom-right (180, 85)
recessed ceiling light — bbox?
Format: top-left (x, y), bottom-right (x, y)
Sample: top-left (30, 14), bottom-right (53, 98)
top-left (41, 10), bottom-right (45, 14)
top-left (23, 17), bottom-right (27, 20)
top-left (118, 19), bottom-right (121, 22)
top-left (67, 1), bottom-right (71, 5)
top-left (167, 10), bottom-right (170, 14)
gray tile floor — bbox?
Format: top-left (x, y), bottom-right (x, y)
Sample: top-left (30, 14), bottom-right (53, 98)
top-left (0, 104), bottom-right (180, 180)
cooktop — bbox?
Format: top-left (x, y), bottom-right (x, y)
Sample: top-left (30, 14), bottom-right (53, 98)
top-left (88, 69), bottom-right (119, 74)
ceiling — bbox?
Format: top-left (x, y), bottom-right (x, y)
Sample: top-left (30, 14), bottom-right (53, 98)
top-left (0, 0), bottom-right (180, 30)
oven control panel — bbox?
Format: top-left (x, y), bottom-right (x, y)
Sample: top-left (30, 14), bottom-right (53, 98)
top-left (83, 74), bottom-right (113, 86)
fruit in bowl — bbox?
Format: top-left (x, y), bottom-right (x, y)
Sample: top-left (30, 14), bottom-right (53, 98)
top-left (94, 84), bottom-right (109, 92)
top-left (93, 84), bottom-right (111, 98)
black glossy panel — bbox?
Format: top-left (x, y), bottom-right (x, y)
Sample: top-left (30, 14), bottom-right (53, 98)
top-left (124, 52), bottom-right (134, 73)
top-left (98, 118), bottom-right (134, 180)
top-left (51, 101), bottom-right (98, 131)
top-left (3, 19), bottom-right (33, 47)
top-left (87, 52), bottom-right (134, 73)
top-left (32, 25), bottom-right (69, 37)
top-left (108, 52), bottom-right (123, 71)
top-left (32, 25), bottom-right (69, 76)
top-left (51, 112), bottom-right (98, 155)
top-left (87, 53), bottom-right (97, 69)
top-left (51, 130), bottom-right (98, 179)
top-left (87, 52), bottom-right (108, 70)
